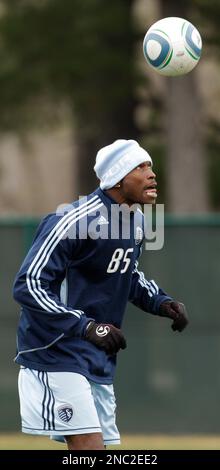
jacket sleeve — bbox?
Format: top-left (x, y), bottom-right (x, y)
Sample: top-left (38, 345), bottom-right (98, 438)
top-left (129, 260), bottom-right (172, 314)
top-left (13, 212), bottom-right (91, 338)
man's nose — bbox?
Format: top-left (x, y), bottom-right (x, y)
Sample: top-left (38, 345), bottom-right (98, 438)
top-left (148, 168), bottom-right (156, 178)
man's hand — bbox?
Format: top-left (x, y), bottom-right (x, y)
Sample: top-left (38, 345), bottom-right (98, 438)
top-left (159, 301), bottom-right (188, 332)
top-left (84, 321), bottom-right (127, 355)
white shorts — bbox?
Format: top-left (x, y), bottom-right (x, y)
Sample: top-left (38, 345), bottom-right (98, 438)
top-left (18, 368), bottom-right (120, 446)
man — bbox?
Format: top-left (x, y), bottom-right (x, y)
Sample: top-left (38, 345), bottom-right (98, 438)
top-left (13, 139), bottom-right (188, 450)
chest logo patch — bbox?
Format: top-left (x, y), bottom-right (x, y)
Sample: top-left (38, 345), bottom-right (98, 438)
top-left (135, 226), bottom-right (143, 245)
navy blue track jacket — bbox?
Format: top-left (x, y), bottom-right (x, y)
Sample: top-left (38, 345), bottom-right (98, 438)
top-left (13, 188), bottom-right (171, 384)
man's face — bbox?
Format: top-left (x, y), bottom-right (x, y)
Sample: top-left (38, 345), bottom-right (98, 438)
top-left (120, 162), bottom-right (157, 205)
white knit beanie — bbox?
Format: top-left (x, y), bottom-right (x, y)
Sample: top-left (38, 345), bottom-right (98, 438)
top-left (94, 139), bottom-right (152, 190)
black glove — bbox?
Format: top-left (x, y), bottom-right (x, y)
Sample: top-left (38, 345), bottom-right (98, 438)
top-left (84, 321), bottom-right (127, 355)
top-left (159, 301), bottom-right (188, 332)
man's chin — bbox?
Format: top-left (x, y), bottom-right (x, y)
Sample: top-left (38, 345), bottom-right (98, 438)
top-left (141, 189), bottom-right (157, 204)
top-left (142, 195), bottom-right (157, 205)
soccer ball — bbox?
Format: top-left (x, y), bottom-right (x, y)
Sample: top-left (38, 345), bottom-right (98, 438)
top-left (143, 17), bottom-right (202, 76)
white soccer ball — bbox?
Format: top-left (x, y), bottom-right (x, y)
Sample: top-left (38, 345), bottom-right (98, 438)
top-left (143, 17), bottom-right (202, 76)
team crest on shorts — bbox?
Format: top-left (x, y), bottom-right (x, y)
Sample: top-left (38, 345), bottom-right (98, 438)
top-left (135, 226), bottom-right (143, 245)
top-left (58, 404), bottom-right (73, 422)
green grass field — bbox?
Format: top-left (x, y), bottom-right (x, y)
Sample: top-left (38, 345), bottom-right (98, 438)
top-left (1, 433), bottom-right (220, 450)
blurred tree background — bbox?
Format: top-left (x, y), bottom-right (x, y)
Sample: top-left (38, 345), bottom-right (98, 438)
top-left (2, 0), bottom-right (220, 439)
top-left (0, 0), bottom-right (219, 210)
